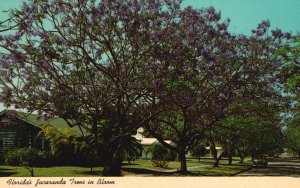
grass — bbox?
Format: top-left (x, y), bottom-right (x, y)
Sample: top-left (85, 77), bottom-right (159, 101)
top-left (188, 163), bottom-right (252, 176)
top-left (0, 157), bottom-right (253, 177)
top-left (0, 166), bottom-right (103, 177)
top-left (122, 158), bottom-right (211, 170)
top-left (122, 157), bottom-right (253, 176)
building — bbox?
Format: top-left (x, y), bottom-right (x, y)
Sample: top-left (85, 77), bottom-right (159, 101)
top-left (133, 127), bottom-right (223, 159)
top-left (0, 110), bottom-right (223, 159)
top-left (0, 110), bottom-right (82, 153)
top-left (134, 127), bottom-right (175, 159)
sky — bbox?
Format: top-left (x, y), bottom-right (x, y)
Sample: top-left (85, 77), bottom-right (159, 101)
top-left (182, 0), bottom-right (300, 35)
top-left (1, 0), bottom-right (300, 35)
top-left (0, 0), bottom-right (300, 111)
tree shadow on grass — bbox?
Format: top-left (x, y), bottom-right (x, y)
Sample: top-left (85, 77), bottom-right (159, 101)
top-left (0, 167), bottom-right (17, 177)
top-left (122, 163), bottom-right (139, 166)
top-left (251, 166), bottom-right (300, 176)
top-left (122, 167), bottom-right (175, 176)
top-left (76, 170), bottom-right (103, 176)
top-left (122, 167), bottom-right (198, 176)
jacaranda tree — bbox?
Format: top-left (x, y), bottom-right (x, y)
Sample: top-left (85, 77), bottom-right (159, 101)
top-left (0, 0), bottom-right (183, 175)
top-left (0, 0), bottom-right (292, 175)
top-left (144, 11), bottom-right (290, 173)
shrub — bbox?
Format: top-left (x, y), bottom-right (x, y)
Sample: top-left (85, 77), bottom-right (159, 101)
top-left (0, 153), bottom-right (4, 165)
top-left (4, 148), bottom-right (51, 167)
top-left (152, 160), bottom-right (169, 168)
top-left (166, 150), bottom-right (177, 161)
top-left (190, 144), bottom-right (208, 161)
top-left (151, 143), bottom-right (169, 161)
top-left (150, 143), bottom-right (175, 168)
top-left (40, 125), bottom-right (88, 166)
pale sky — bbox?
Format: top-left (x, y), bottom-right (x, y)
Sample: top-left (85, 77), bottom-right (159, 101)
top-left (1, 0), bottom-right (300, 111)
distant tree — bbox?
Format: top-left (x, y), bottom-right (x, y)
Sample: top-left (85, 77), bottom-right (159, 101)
top-left (123, 137), bottom-right (143, 164)
top-left (190, 144), bottom-right (207, 162)
top-left (278, 36), bottom-right (300, 157)
top-left (150, 143), bottom-right (169, 168)
top-left (144, 6), bottom-right (241, 174)
top-left (215, 99), bottom-right (285, 166)
top-left (285, 119), bottom-right (300, 157)
top-left (278, 36), bottom-right (300, 94)
top-left (146, 19), bottom-right (290, 171)
top-left (143, 148), bottom-right (151, 160)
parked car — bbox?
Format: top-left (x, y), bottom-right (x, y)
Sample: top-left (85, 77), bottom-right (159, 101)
top-left (253, 159), bottom-right (268, 168)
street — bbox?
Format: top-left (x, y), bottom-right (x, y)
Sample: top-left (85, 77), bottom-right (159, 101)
top-left (238, 159), bottom-right (300, 177)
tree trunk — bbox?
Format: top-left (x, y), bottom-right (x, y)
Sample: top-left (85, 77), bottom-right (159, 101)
top-left (103, 155), bottom-right (123, 176)
top-left (101, 139), bottom-right (124, 176)
top-left (179, 150), bottom-right (187, 174)
top-left (210, 144), bottom-right (218, 166)
top-left (228, 153), bottom-right (233, 165)
top-left (210, 144), bottom-right (218, 159)
top-left (239, 156), bottom-right (245, 163)
top-left (237, 148), bottom-right (245, 163)
top-left (214, 152), bottom-right (225, 167)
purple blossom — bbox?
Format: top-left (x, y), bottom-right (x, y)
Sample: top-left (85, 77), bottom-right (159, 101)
top-left (0, 60), bottom-right (4, 68)
top-left (271, 28), bottom-right (283, 39)
top-left (284, 33), bottom-right (292, 40)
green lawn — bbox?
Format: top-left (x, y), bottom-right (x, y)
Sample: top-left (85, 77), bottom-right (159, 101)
top-left (0, 158), bottom-right (252, 177)
top-left (188, 164), bottom-right (251, 176)
top-left (0, 166), bottom-right (103, 177)
top-left (121, 158), bottom-right (253, 176)
top-left (122, 158), bottom-right (214, 170)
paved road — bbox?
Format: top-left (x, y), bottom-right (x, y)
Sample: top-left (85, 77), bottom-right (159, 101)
top-left (238, 161), bottom-right (300, 177)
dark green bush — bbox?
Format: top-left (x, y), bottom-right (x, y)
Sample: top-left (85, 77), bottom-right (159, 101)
top-left (150, 143), bottom-right (176, 168)
top-left (152, 160), bottom-right (169, 168)
top-left (151, 143), bottom-right (176, 161)
top-left (166, 150), bottom-right (177, 161)
top-left (0, 153), bottom-right (4, 165)
top-left (190, 144), bottom-right (208, 161)
top-left (4, 148), bottom-right (52, 167)
top-left (151, 143), bottom-right (170, 161)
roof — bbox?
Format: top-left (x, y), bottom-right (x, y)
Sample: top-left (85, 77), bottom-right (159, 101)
top-left (134, 127), bottom-right (175, 146)
top-left (137, 137), bottom-right (173, 146)
top-left (205, 146), bottom-right (222, 150)
top-left (0, 110), bottom-right (86, 135)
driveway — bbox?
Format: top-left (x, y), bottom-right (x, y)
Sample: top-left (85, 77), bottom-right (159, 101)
top-left (238, 160), bottom-right (300, 177)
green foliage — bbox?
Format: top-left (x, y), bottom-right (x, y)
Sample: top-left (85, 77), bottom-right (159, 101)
top-left (167, 149), bottom-right (177, 161)
top-left (124, 137), bottom-right (143, 164)
top-left (0, 152), bottom-right (4, 165)
top-left (143, 148), bottom-right (151, 160)
top-left (285, 124), bottom-right (300, 156)
top-left (149, 143), bottom-right (176, 168)
top-left (150, 143), bottom-right (176, 161)
top-left (151, 160), bottom-right (169, 168)
top-left (218, 100), bottom-right (284, 159)
top-left (190, 144), bottom-right (208, 161)
top-left (4, 148), bottom-right (50, 167)
top-left (40, 124), bottom-right (84, 155)
top-left (39, 124), bottom-right (87, 165)
top-left (278, 36), bottom-right (300, 92)
top-left (150, 143), bottom-right (169, 168)
top-left (150, 143), bottom-right (169, 161)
